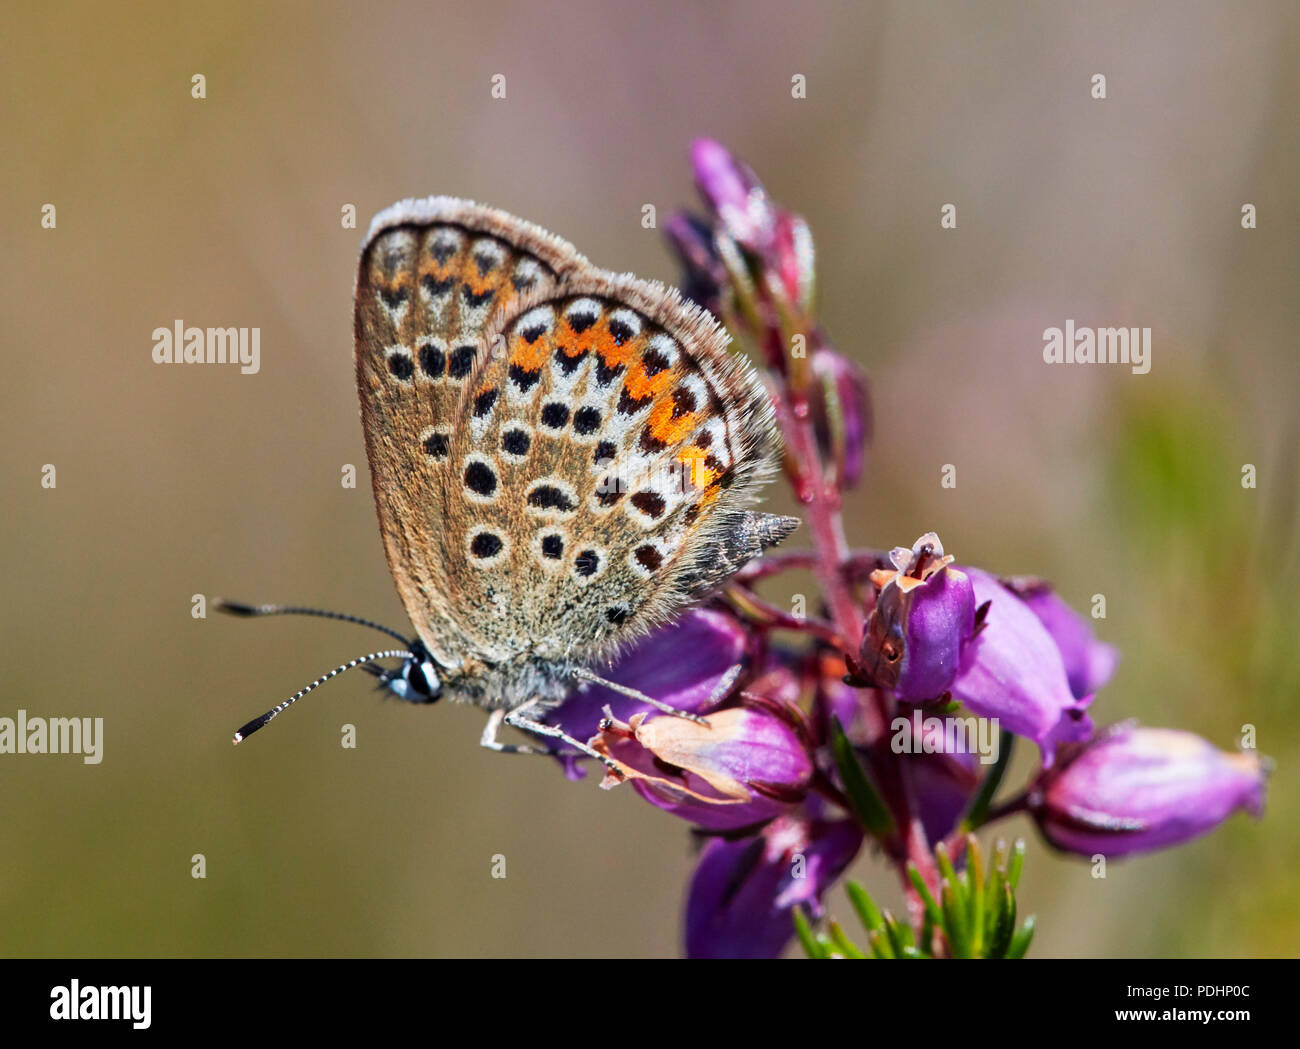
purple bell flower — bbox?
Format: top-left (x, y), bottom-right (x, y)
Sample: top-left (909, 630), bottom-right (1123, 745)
top-left (1033, 724), bottom-right (1268, 857)
top-left (887, 711), bottom-right (989, 842)
top-left (690, 137), bottom-right (776, 253)
top-left (1002, 578), bottom-right (1119, 699)
top-left (950, 567), bottom-right (1094, 767)
top-left (590, 695), bottom-right (815, 831)
top-left (549, 607), bottom-right (750, 773)
top-left (860, 533), bottom-right (976, 702)
top-left (685, 814), bottom-right (863, 958)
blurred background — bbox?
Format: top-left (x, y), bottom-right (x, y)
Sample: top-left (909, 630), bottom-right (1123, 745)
top-left (2, 0), bottom-right (1296, 957)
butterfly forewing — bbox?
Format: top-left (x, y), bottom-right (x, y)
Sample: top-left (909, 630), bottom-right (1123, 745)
top-left (354, 198), bottom-right (589, 667)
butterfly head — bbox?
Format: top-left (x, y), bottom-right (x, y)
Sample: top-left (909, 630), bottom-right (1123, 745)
top-left (218, 601), bottom-right (453, 743)
top-left (368, 639), bottom-right (444, 704)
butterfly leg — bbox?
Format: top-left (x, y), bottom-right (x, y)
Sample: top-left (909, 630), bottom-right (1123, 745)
top-left (504, 699), bottom-right (624, 775)
top-left (569, 663), bottom-right (744, 725)
top-left (479, 708), bottom-right (550, 756)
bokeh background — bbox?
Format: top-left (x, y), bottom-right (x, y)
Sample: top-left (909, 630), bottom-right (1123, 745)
top-left (3, 0), bottom-right (1296, 957)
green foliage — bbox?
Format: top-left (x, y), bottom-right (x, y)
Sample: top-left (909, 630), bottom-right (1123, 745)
top-left (828, 717), bottom-right (895, 838)
top-left (797, 836), bottom-right (1035, 958)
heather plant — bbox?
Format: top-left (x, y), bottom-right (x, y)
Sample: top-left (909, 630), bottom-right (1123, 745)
top-left (544, 140), bottom-right (1269, 958)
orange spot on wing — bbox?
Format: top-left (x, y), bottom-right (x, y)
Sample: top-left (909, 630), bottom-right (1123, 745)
top-left (510, 333), bottom-right (550, 372)
top-left (647, 398), bottom-right (698, 447)
top-left (557, 317), bottom-right (597, 357)
top-left (462, 261), bottom-right (506, 303)
top-left (593, 326), bottom-right (639, 372)
top-left (624, 362), bottom-right (675, 402)
top-left (678, 445), bottom-right (719, 488)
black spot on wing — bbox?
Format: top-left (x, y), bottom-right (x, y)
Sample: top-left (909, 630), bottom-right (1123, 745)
top-left (528, 485), bottom-right (576, 512)
top-left (464, 461), bottom-right (497, 496)
top-left (509, 364), bottom-right (542, 392)
top-left (540, 403), bottom-right (570, 430)
top-left (470, 531), bottom-right (503, 558)
top-left (380, 286), bottom-right (408, 309)
top-left (387, 351), bottom-right (414, 381)
top-left (631, 491), bottom-right (666, 519)
top-left (449, 345), bottom-right (476, 378)
top-left (419, 343), bottom-right (445, 378)
top-left (502, 429), bottom-right (531, 456)
top-left (463, 285), bottom-right (495, 309)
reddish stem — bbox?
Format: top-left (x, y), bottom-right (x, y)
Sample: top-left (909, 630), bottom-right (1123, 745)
top-left (736, 547), bottom-right (891, 585)
top-left (724, 585), bottom-right (844, 648)
top-left (898, 760), bottom-right (942, 934)
top-left (772, 387), bottom-right (864, 652)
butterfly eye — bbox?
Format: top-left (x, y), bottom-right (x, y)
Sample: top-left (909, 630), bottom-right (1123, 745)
top-left (401, 655), bottom-right (442, 704)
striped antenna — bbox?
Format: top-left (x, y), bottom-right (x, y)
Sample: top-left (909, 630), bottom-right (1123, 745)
top-left (215, 599), bottom-right (411, 646)
top-left (232, 649), bottom-right (411, 744)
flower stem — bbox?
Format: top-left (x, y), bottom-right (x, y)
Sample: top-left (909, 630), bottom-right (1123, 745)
top-left (772, 385), bottom-right (864, 652)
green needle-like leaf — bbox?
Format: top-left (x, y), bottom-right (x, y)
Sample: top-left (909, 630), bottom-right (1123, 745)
top-left (969, 837), bottom-right (986, 955)
top-left (941, 879), bottom-right (972, 958)
top-left (961, 729), bottom-right (1014, 831)
top-left (985, 844), bottom-right (1006, 919)
top-left (907, 863), bottom-right (944, 928)
top-left (828, 919), bottom-right (867, 959)
top-left (1006, 915), bottom-right (1036, 959)
top-left (988, 881), bottom-right (1017, 958)
top-left (867, 927), bottom-right (897, 960)
top-left (934, 843), bottom-right (963, 904)
top-left (793, 906), bottom-right (829, 959)
top-left (882, 913), bottom-right (908, 958)
top-left (830, 718), bottom-right (895, 837)
top-left (845, 880), bottom-right (887, 934)
top-left (1007, 839), bottom-right (1026, 891)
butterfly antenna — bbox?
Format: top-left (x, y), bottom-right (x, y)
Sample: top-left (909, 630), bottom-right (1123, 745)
top-left (232, 649), bottom-right (412, 744)
top-left (215, 599), bottom-right (411, 645)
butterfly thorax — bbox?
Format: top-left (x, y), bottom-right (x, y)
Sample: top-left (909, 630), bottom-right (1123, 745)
top-left (437, 652), bottom-right (579, 713)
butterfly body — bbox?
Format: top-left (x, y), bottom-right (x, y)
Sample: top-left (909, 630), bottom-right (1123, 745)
top-left (354, 197), bottom-right (795, 714)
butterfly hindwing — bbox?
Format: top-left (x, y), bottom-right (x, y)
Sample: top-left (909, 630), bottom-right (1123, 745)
top-left (443, 272), bottom-right (782, 663)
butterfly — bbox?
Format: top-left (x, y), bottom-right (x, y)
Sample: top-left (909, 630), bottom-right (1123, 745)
top-left (223, 196), bottom-right (797, 769)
